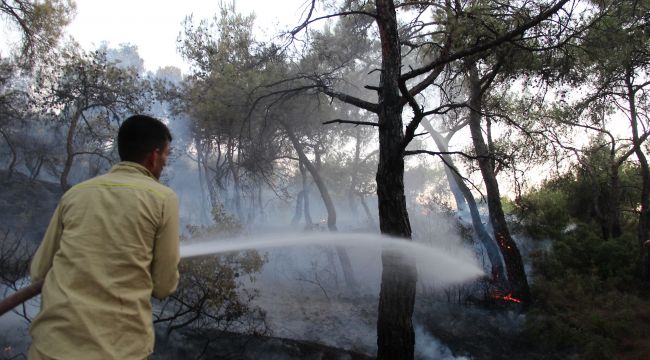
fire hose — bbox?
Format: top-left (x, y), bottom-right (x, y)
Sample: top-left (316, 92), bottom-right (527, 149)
top-left (0, 280), bottom-right (43, 317)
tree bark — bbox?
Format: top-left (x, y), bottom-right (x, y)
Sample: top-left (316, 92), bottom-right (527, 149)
top-left (467, 62), bottom-right (530, 304)
top-left (375, 1), bottom-right (417, 358)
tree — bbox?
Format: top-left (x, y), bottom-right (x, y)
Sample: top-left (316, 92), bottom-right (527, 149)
top-left (0, 0), bottom-right (75, 66)
top-left (0, 58), bottom-right (29, 177)
top-left (275, 95), bottom-right (359, 289)
top-left (178, 4), bottom-right (284, 223)
top-left (41, 43), bottom-right (152, 190)
top-left (284, 0), bottom-right (572, 357)
top-left (421, 117), bottom-right (506, 284)
top-left (578, 0), bottom-right (650, 281)
top-left (155, 209), bottom-right (268, 336)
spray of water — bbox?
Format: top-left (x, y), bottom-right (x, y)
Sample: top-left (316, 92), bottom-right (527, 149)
top-left (180, 232), bottom-right (484, 286)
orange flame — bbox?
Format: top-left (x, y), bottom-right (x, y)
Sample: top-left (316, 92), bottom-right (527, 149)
top-left (501, 293), bottom-right (522, 303)
top-left (491, 291), bottom-right (522, 304)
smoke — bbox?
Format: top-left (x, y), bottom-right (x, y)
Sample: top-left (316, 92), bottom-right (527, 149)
top-left (0, 281), bottom-right (41, 357)
top-left (415, 325), bottom-right (469, 360)
top-left (180, 229), bottom-right (483, 354)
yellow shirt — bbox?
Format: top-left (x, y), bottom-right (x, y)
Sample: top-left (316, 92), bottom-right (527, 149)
top-left (29, 162), bottom-right (180, 360)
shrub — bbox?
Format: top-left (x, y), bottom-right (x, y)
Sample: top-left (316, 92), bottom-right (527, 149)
top-left (526, 224), bottom-right (643, 359)
top-left (155, 203), bottom-right (268, 335)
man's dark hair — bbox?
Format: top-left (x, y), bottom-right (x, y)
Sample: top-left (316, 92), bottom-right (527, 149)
top-left (118, 115), bottom-right (172, 163)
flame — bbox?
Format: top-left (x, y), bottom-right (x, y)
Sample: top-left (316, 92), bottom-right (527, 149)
top-left (491, 291), bottom-right (522, 304)
top-left (501, 293), bottom-right (522, 303)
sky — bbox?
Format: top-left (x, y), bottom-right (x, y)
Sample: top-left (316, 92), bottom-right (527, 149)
top-left (64, 0), bottom-right (310, 72)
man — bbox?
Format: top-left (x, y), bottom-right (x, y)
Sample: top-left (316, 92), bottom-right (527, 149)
top-left (28, 115), bottom-right (180, 360)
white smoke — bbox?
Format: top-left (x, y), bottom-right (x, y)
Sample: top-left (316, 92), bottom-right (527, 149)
top-left (415, 325), bottom-right (469, 360)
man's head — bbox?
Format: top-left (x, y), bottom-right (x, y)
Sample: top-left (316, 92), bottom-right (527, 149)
top-left (118, 115), bottom-right (172, 179)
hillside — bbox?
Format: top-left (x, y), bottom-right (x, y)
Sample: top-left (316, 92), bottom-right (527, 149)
top-left (0, 171), bottom-right (61, 246)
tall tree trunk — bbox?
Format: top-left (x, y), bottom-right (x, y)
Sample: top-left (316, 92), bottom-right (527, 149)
top-left (348, 128), bottom-right (363, 219)
top-left (30, 156), bottom-right (44, 181)
top-left (0, 129), bottom-right (17, 178)
top-left (291, 191), bottom-right (304, 225)
top-left (358, 193), bottom-right (378, 229)
top-left (299, 161), bottom-right (313, 226)
top-left (60, 107), bottom-right (82, 191)
top-left (283, 124), bottom-right (357, 289)
top-left (257, 183), bottom-right (265, 224)
top-left (626, 71), bottom-right (650, 281)
top-left (230, 164), bottom-right (244, 223)
top-left (375, 1), bottom-right (417, 358)
top-left (196, 138), bottom-right (212, 224)
top-left (445, 165), bottom-right (467, 213)
top-left (608, 164), bottom-right (622, 239)
top-left (467, 63), bottom-right (530, 304)
top-left (422, 121), bottom-right (506, 283)
top-left (226, 138), bottom-right (244, 223)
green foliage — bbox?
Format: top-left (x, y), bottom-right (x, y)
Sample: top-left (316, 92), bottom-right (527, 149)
top-left (0, 0), bottom-right (76, 66)
top-left (510, 187), bottom-right (571, 239)
top-left (510, 139), bottom-right (643, 240)
top-left (161, 203), bottom-right (267, 334)
top-left (526, 224), bottom-right (645, 358)
top-left (186, 202), bottom-right (243, 238)
top-left (172, 250), bottom-right (267, 334)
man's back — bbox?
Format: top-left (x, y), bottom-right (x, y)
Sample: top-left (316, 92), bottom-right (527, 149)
top-left (29, 162), bottom-right (179, 360)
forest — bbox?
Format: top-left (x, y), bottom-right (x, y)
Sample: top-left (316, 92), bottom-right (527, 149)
top-left (1, 0), bottom-right (649, 359)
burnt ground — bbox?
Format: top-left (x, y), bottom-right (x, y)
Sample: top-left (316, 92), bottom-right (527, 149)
top-left (414, 291), bottom-right (564, 360)
top-left (154, 328), bottom-right (374, 360)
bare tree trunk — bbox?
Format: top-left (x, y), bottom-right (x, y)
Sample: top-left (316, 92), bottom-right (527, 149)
top-left (445, 165), bottom-right (467, 213)
top-left (348, 127), bottom-right (363, 219)
top-left (0, 129), bottom-right (17, 178)
top-left (195, 138), bottom-right (212, 224)
top-left (299, 161), bottom-right (313, 226)
top-left (30, 156), bottom-right (44, 181)
top-left (608, 163), bottom-right (622, 239)
top-left (283, 124), bottom-right (357, 289)
top-left (422, 121), bottom-right (506, 284)
top-left (358, 194), bottom-right (378, 229)
top-left (467, 63), bottom-right (530, 304)
top-left (60, 107), bottom-right (82, 191)
top-left (626, 71), bottom-right (650, 281)
top-left (257, 183), bottom-right (265, 223)
top-left (375, 1), bottom-right (417, 358)
top-left (291, 191), bottom-right (304, 225)
top-left (230, 165), bottom-right (244, 223)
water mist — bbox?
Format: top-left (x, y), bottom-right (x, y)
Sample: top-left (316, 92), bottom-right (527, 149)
top-left (180, 231), bottom-right (484, 287)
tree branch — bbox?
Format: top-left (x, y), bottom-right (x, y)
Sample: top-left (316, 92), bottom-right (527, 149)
top-left (404, 149), bottom-right (509, 168)
top-left (401, 0), bottom-right (571, 81)
top-left (289, 0), bottom-right (376, 36)
top-left (322, 119), bottom-right (379, 127)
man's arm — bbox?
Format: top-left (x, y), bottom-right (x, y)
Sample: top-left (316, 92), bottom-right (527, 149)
top-left (30, 203), bottom-right (64, 282)
top-left (151, 193), bottom-right (180, 299)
